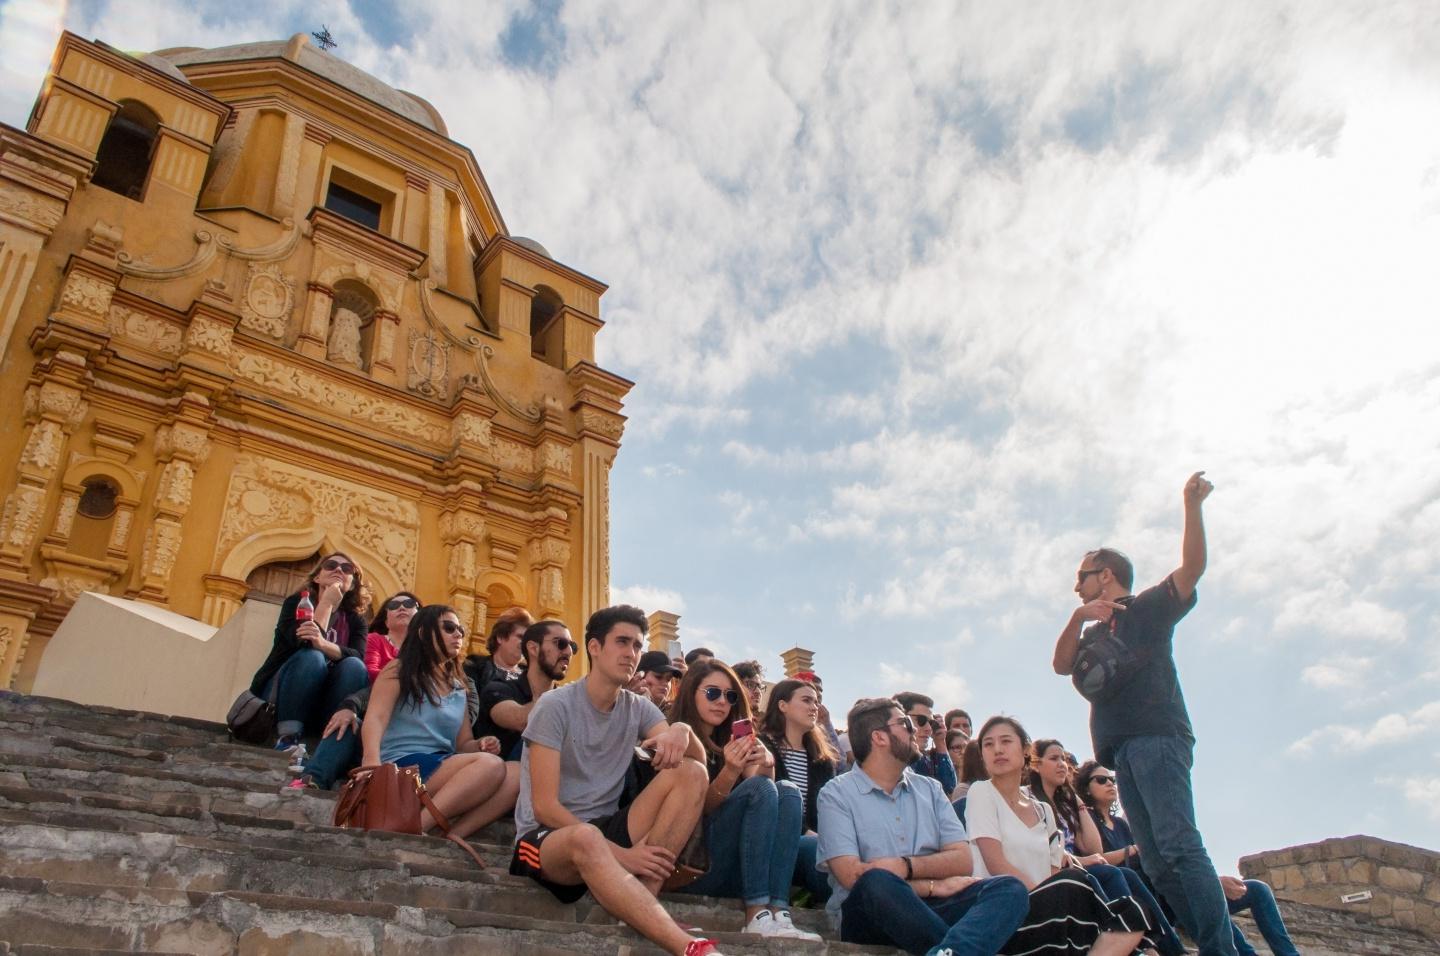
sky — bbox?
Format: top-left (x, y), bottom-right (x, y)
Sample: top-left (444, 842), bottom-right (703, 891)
top-left (3, 0), bottom-right (1439, 871)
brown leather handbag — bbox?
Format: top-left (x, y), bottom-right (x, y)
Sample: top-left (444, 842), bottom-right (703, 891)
top-left (333, 763), bottom-right (486, 868)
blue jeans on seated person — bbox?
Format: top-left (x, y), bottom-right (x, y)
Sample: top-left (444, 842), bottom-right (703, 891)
top-left (795, 833), bottom-right (832, 903)
top-left (272, 649), bottom-right (368, 738)
top-left (1228, 879), bottom-right (1299, 956)
top-left (304, 726), bottom-right (360, 789)
top-left (840, 868), bottom-right (1028, 956)
top-left (1115, 734), bottom-right (1236, 956)
top-left (677, 776), bottom-right (803, 909)
top-left (1085, 861), bottom-right (1186, 955)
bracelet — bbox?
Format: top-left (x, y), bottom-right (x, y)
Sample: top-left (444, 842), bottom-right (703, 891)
top-left (903, 856), bottom-right (914, 880)
top-left (928, 879), bottom-right (935, 898)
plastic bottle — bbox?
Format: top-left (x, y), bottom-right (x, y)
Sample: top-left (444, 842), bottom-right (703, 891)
top-left (296, 591), bottom-right (314, 623)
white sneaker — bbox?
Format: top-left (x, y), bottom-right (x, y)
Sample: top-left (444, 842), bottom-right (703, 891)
top-left (769, 910), bottom-right (823, 942)
top-left (742, 911), bottom-right (777, 936)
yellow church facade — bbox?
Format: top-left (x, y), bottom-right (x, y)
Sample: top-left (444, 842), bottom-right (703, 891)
top-left (0, 32), bottom-right (631, 693)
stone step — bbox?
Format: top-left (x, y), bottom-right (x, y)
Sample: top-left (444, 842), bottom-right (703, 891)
top-left (0, 875), bottom-right (886, 955)
top-left (1227, 903), bottom-right (1436, 956)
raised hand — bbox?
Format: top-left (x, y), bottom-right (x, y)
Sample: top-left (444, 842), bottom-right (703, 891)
top-left (1184, 470), bottom-right (1213, 506)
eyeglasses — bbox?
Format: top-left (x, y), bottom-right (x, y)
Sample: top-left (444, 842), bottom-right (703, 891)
top-left (440, 621), bottom-right (467, 637)
top-left (886, 716), bottom-right (916, 734)
top-left (701, 686), bottom-right (740, 705)
top-left (323, 559), bottom-right (356, 574)
top-left (1090, 775), bottom-right (1117, 785)
top-left (385, 597), bottom-right (419, 610)
top-left (549, 637), bottom-right (578, 654)
top-left (741, 679), bottom-right (764, 692)
top-left (1076, 568), bottom-right (1104, 584)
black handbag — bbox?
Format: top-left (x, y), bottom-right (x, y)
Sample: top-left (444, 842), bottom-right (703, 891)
top-left (225, 689), bottom-right (276, 745)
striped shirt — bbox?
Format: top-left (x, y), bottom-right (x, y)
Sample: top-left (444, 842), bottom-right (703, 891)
top-left (779, 747), bottom-right (810, 812)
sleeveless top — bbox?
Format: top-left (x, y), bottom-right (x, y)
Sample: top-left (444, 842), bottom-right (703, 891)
top-left (380, 681), bottom-right (466, 762)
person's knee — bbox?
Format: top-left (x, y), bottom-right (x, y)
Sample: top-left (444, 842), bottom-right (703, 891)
top-left (983, 874), bottom-right (1029, 910)
top-left (731, 772), bottom-right (777, 805)
top-left (569, 824), bottom-right (611, 871)
top-left (288, 647), bottom-right (328, 673)
top-left (333, 655), bottom-right (366, 680)
top-left (853, 866), bottom-right (906, 897)
top-left (664, 757), bottom-right (708, 794)
top-left (776, 779), bottom-right (802, 803)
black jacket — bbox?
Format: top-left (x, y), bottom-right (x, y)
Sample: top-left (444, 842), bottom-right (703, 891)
top-left (761, 733), bottom-right (836, 834)
top-left (249, 591), bottom-right (368, 697)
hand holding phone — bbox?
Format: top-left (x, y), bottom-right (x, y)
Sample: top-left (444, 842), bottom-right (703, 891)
top-left (731, 718), bottom-right (753, 739)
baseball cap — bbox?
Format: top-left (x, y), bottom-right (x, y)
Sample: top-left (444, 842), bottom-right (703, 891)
top-left (638, 650), bottom-right (682, 677)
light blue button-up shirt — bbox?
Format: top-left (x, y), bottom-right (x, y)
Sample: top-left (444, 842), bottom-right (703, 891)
top-left (816, 764), bottom-right (969, 932)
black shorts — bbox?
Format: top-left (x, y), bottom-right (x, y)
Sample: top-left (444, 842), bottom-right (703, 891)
top-left (509, 804), bottom-right (635, 903)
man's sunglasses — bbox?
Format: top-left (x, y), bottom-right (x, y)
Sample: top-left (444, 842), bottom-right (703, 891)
top-left (702, 686), bottom-right (740, 705)
top-left (1076, 568), bottom-right (1104, 584)
top-left (440, 621), bottom-right (467, 638)
top-left (1090, 775), bottom-right (1117, 785)
top-left (548, 637), bottom-right (578, 654)
top-left (886, 716), bottom-right (916, 734)
top-left (907, 713), bottom-right (942, 730)
top-left (322, 558), bottom-right (356, 574)
top-left (385, 597), bottom-right (419, 610)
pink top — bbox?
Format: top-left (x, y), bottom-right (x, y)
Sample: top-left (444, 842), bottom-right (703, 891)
top-left (364, 632), bottom-right (399, 682)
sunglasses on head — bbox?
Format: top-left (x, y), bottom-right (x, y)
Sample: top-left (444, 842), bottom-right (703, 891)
top-left (385, 597), bottom-right (419, 610)
top-left (702, 686), bottom-right (740, 705)
top-left (322, 558), bottom-right (355, 575)
top-left (440, 621), bottom-right (467, 637)
top-left (1090, 774), bottom-right (1117, 785)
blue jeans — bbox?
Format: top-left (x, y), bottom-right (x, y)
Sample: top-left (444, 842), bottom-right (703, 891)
top-left (1086, 862), bottom-right (1186, 955)
top-left (304, 725), bottom-right (360, 788)
top-left (1115, 735), bottom-right (1236, 956)
top-left (795, 833), bottom-right (832, 903)
top-left (1228, 880), bottom-right (1299, 956)
top-left (271, 649), bottom-right (368, 737)
top-left (677, 776), bottom-right (803, 908)
top-left (840, 869), bottom-right (1028, 956)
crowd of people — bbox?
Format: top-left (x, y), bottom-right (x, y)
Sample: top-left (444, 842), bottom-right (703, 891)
top-left (244, 473), bottom-right (1300, 956)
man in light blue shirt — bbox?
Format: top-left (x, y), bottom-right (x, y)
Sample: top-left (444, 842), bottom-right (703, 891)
top-left (817, 698), bottom-right (1028, 956)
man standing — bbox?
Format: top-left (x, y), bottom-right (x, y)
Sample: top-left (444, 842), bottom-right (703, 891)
top-left (816, 698), bottom-right (1028, 956)
top-left (509, 605), bottom-right (721, 956)
top-left (894, 692), bottom-right (957, 795)
top-left (1052, 471), bottom-right (1233, 955)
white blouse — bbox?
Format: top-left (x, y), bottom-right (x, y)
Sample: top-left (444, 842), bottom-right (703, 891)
top-left (964, 780), bottom-right (1061, 884)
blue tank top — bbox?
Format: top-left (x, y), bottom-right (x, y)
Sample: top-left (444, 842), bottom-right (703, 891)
top-left (380, 681), bottom-right (466, 762)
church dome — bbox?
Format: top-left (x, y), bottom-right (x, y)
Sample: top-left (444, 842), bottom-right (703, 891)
top-left (512, 236), bottom-right (552, 258)
top-left (154, 34), bottom-right (445, 135)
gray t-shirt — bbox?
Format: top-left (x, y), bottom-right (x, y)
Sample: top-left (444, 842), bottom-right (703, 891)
top-left (513, 677), bottom-right (667, 837)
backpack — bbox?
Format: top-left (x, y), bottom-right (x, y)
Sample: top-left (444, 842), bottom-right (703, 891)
top-left (225, 689), bottom-right (275, 745)
top-left (1070, 618), bottom-right (1148, 703)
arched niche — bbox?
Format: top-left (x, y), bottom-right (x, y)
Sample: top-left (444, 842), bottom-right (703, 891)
top-left (326, 278), bottom-right (380, 371)
top-left (218, 526), bottom-right (403, 611)
top-left (93, 99), bottom-right (161, 201)
top-left (529, 285), bottom-right (564, 368)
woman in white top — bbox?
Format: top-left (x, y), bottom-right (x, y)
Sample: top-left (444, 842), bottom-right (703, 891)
top-left (967, 715), bottom-right (1148, 956)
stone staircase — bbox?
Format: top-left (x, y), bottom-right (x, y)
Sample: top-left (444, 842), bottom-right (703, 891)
top-left (0, 692), bottom-right (1429, 955)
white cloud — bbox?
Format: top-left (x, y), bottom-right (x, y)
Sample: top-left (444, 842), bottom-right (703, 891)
top-left (609, 584), bottom-right (686, 616)
top-left (1396, 776), bottom-right (1440, 822)
top-left (1300, 655), bottom-right (1375, 690)
top-left (1289, 700), bottom-right (1440, 755)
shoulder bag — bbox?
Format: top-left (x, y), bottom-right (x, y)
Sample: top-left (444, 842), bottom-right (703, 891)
top-left (333, 763), bottom-right (487, 868)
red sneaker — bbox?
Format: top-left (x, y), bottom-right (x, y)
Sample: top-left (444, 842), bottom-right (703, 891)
top-left (683, 939), bottom-right (727, 956)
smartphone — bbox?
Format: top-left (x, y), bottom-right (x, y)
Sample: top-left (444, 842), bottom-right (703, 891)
top-left (634, 745), bottom-right (654, 762)
top-left (731, 718), bottom-right (753, 739)
top-left (667, 639), bottom-right (682, 660)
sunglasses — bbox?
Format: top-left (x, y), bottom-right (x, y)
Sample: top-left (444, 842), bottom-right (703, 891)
top-left (385, 597), bottom-right (419, 611)
top-left (549, 637), bottom-right (578, 654)
top-left (1077, 568), bottom-right (1104, 584)
top-left (1090, 775), bottom-right (1117, 785)
top-left (886, 716), bottom-right (916, 734)
top-left (323, 558), bottom-right (356, 575)
top-left (908, 713), bottom-right (942, 729)
top-left (440, 621), bottom-right (467, 638)
top-left (701, 686), bottom-right (740, 705)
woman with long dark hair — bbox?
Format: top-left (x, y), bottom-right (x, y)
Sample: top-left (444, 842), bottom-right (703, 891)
top-left (1030, 741), bottom-right (1184, 955)
top-left (361, 605), bottom-right (514, 837)
top-left (758, 677), bottom-right (840, 902)
top-left (248, 552), bottom-right (370, 752)
top-left (967, 716), bottom-right (1146, 955)
top-left (669, 660), bottom-right (819, 940)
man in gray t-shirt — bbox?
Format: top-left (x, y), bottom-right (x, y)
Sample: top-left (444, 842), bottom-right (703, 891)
top-left (507, 605), bottom-right (715, 956)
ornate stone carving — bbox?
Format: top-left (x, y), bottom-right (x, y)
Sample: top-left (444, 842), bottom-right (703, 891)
top-left (216, 456), bottom-right (420, 585)
top-left (529, 538), bottom-right (571, 568)
top-left (109, 507), bottom-right (133, 550)
top-left (157, 460), bottom-right (194, 511)
top-left (141, 518), bottom-right (183, 585)
top-left (541, 441), bottom-right (571, 474)
top-left (239, 263), bottom-right (294, 339)
top-left (34, 382), bottom-right (87, 424)
top-left (230, 350), bottom-right (448, 444)
top-left (58, 271), bottom-right (113, 319)
top-left (107, 306), bottom-right (183, 355)
top-left (439, 511), bottom-right (486, 543)
top-left (19, 421), bottom-right (63, 473)
top-left (327, 306), bottom-right (364, 368)
top-left (408, 329), bottom-right (450, 399)
top-left (448, 541), bottom-right (476, 587)
top-left (53, 492), bottom-right (78, 539)
top-left (154, 423), bottom-right (211, 463)
top-left (116, 229), bottom-right (219, 279)
top-left (0, 485), bottom-right (46, 551)
top-left (493, 439), bottom-right (535, 474)
top-left (184, 314), bottom-right (233, 358)
top-left (452, 412), bottom-right (492, 448)
top-left (538, 566), bottom-right (563, 612)
top-left (576, 406), bottom-right (625, 441)
top-left (0, 187), bottom-right (64, 230)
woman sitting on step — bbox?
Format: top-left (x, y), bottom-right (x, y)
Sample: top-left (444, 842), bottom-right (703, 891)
top-left (967, 715), bottom-right (1147, 956)
top-left (248, 553), bottom-right (370, 753)
top-left (669, 660), bottom-right (821, 941)
top-left (757, 677), bottom-right (839, 905)
top-left (361, 605), bottom-right (515, 837)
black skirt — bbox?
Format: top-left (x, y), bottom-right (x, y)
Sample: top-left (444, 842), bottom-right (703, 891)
top-left (1001, 870), bottom-right (1151, 955)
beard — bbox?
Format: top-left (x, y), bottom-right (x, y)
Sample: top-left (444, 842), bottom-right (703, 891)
top-left (538, 652), bottom-right (570, 681)
top-left (886, 731), bottom-right (920, 763)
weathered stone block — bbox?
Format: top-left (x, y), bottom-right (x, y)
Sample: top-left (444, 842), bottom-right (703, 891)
top-left (1379, 866), bottom-right (1425, 894)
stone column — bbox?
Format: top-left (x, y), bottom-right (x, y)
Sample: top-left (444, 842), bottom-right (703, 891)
top-left (272, 111), bottom-right (305, 218)
top-left (428, 184), bottom-right (448, 289)
top-left (137, 420), bottom-right (210, 604)
top-left (439, 509), bottom-right (486, 637)
top-left (647, 609), bottom-right (680, 653)
top-left (369, 308), bottom-right (401, 385)
top-left (200, 574), bottom-right (251, 627)
top-left (780, 647), bottom-right (815, 678)
top-left (296, 281), bottom-right (333, 358)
